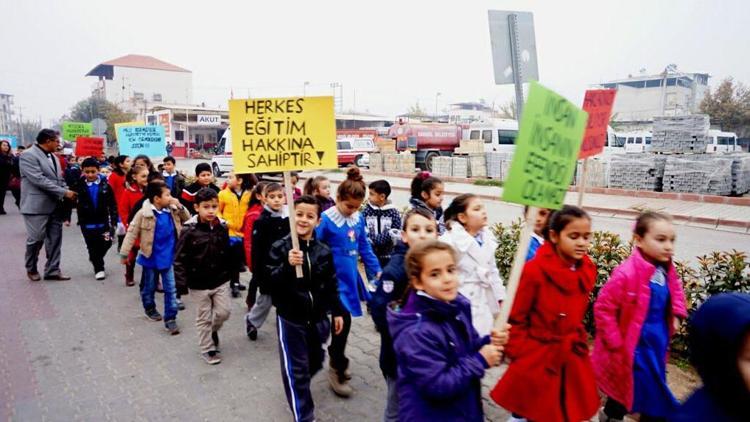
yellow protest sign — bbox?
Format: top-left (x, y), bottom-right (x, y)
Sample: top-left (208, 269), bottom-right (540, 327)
top-left (228, 96), bottom-right (337, 173)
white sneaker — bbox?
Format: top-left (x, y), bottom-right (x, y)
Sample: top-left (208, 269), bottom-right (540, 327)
top-left (95, 271), bottom-right (106, 280)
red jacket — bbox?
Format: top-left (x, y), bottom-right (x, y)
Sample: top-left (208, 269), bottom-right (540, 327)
top-left (242, 203), bottom-right (263, 267)
top-left (108, 171), bottom-right (127, 212)
top-left (591, 247), bottom-right (688, 409)
top-left (491, 243), bottom-right (599, 422)
top-left (118, 185), bottom-right (144, 229)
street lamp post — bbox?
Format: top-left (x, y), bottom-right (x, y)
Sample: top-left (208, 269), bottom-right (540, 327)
top-left (303, 81), bottom-right (310, 96)
top-left (435, 92), bottom-right (442, 123)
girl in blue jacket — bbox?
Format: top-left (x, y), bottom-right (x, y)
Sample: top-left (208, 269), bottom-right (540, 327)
top-left (387, 240), bottom-right (508, 422)
top-left (316, 166), bottom-right (382, 397)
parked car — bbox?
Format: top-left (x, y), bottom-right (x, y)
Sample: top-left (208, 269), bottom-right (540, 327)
top-left (337, 138), bottom-right (373, 167)
top-left (211, 127), bottom-right (282, 180)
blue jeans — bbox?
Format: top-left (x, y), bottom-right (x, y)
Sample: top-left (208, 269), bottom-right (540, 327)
top-left (141, 266), bottom-right (178, 322)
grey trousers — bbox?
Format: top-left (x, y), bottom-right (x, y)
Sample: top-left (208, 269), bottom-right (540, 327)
top-left (246, 293), bottom-right (273, 329)
top-left (23, 213), bottom-right (63, 277)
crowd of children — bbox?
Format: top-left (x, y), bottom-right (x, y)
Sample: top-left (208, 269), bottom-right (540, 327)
top-left (59, 154), bottom-right (748, 422)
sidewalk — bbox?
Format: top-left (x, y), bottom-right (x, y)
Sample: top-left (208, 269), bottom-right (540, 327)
top-left (311, 170), bottom-right (750, 232)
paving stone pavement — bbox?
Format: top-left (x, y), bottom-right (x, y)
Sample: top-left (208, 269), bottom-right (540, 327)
top-left (0, 205), bottom-right (510, 422)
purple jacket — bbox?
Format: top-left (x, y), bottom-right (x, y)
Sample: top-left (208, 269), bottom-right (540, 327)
top-left (387, 291), bottom-right (490, 422)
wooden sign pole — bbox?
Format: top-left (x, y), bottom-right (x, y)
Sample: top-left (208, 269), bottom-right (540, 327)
top-left (577, 158), bottom-right (589, 207)
top-left (283, 171), bottom-right (303, 278)
top-left (495, 206), bottom-right (538, 328)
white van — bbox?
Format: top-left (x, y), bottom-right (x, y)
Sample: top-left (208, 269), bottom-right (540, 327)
top-left (463, 119), bottom-right (519, 153)
top-left (706, 130), bottom-right (738, 153)
top-left (616, 131), bottom-right (653, 153)
top-left (211, 127), bottom-right (233, 177)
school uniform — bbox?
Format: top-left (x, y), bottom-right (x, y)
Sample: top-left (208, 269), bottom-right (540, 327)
top-left (74, 175), bottom-right (118, 273)
top-left (267, 234), bottom-right (344, 422)
top-left (361, 200), bottom-right (401, 266)
top-left (180, 181), bottom-right (220, 215)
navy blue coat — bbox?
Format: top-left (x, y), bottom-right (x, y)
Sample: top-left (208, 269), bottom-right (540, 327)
top-left (670, 293), bottom-right (750, 422)
top-left (388, 291), bottom-right (490, 422)
top-left (370, 241), bottom-right (408, 378)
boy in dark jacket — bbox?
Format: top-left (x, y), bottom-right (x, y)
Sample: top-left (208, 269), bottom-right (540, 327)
top-left (267, 195), bottom-right (345, 422)
top-left (362, 179), bottom-right (401, 267)
top-left (180, 162), bottom-right (220, 215)
top-left (74, 157), bottom-right (118, 280)
top-left (245, 182), bottom-right (290, 341)
top-left (174, 188), bottom-right (233, 365)
top-left (162, 156), bottom-right (186, 199)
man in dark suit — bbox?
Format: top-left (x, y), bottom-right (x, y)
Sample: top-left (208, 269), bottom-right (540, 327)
top-left (19, 129), bottom-right (78, 281)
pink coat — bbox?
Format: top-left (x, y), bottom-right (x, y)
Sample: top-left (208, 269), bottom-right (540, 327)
top-left (591, 247), bottom-right (688, 409)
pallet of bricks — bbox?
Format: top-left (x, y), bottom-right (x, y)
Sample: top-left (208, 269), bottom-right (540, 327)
top-left (397, 151), bottom-right (416, 173)
top-left (485, 152), bottom-right (513, 180)
top-left (453, 139), bottom-right (484, 154)
top-left (651, 114), bottom-right (710, 154)
top-left (383, 152), bottom-right (399, 173)
top-left (728, 154), bottom-right (750, 195)
top-left (575, 158), bottom-right (607, 188)
top-left (608, 154), bottom-right (666, 191)
top-left (431, 156), bottom-right (453, 178)
top-left (662, 155), bottom-right (734, 195)
top-left (369, 152), bottom-right (383, 172)
top-left (452, 156), bottom-right (469, 178)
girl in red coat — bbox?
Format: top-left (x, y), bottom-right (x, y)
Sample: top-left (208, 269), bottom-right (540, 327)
top-left (242, 181), bottom-right (267, 309)
top-left (118, 166), bottom-right (148, 286)
top-left (592, 212), bottom-right (687, 421)
top-left (491, 205), bottom-right (599, 422)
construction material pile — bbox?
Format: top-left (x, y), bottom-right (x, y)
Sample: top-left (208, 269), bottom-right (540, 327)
top-left (575, 158), bottom-right (608, 188)
top-left (431, 157), bottom-right (453, 178)
top-left (397, 151), bottom-right (416, 173)
top-left (728, 154), bottom-right (750, 195)
top-left (485, 152), bottom-right (513, 179)
top-left (466, 154), bottom-right (487, 177)
top-left (651, 114), bottom-right (710, 153)
top-left (453, 140), bottom-right (484, 154)
top-left (369, 152), bottom-right (383, 172)
top-left (452, 157), bottom-right (469, 178)
top-left (609, 154), bottom-right (666, 191)
top-left (662, 156), bottom-right (733, 195)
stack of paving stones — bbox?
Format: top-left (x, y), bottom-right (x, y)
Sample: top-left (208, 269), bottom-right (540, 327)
top-left (431, 156), bottom-right (453, 177)
top-left (485, 152), bottom-right (513, 179)
top-left (467, 153), bottom-right (487, 178)
top-left (651, 114), bottom-right (710, 153)
top-left (575, 158), bottom-right (608, 188)
top-left (452, 156), bottom-right (469, 178)
top-left (369, 152), bottom-right (383, 172)
top-left (396, 151), bottom-right (416, 173)
top-left (662, 156), bottom-right (734, 195)
top-left (728, 154), bottom-right (750, 195)
top-left (609, 154), bottom-right (666, 191)
top-left (383, 152), bottom-right (399, 173)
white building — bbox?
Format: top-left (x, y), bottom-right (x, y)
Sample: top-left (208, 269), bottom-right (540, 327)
top-left (600, 67), bottom-right (710, 130)
top-left (0, 92), bottom-right (13, 134)
top-left (86, 55), bottom-right (193, 118)
top-left (448, 102), bottom-right (495, 124)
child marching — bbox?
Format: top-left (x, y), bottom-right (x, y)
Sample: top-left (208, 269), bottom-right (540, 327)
top-left (120, 180), bottom-right (190, 335)
top-left (218, 171), bottom-right (253, 297)
top-left (369, 208), bottom-right (437, 421)
top-left (362, 179), bottom-right (402, 268)
top-left (180, 163), bottom-right (220, 214)
top-left (242, 181), bottom-right (268, 309)
top-left (73, 157), bottom-right (118, 280)
top-left (491, 205), bottom-right (600, 422)
top-left (315, 167), bottom-right (381, 397)
top-left (440, 194), bottom-right (506, 337)
top-left (409, 172), bottom-right (445, 234)
top-left (388, 240), bottom-right (508, 421)
top-left (593, 212), bottom-right (688, 421)
top-left (118, 165), bottom-right (149, 286)
top-left (303, 175), bottom-right (335, 212)
top-left (174, 188), bottom-right (234, 365)
top-left (267, 195), bottom-right (345, 422)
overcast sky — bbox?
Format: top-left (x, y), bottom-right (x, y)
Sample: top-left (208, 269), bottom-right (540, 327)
top-left (1, 0), bottom-right (748, 125)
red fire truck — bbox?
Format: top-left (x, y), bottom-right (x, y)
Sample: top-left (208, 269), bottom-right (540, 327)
top-left (386, 121), bottom-right (463, 171)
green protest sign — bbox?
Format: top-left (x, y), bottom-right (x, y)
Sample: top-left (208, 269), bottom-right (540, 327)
top-left (62, 122), bottom-right (93, 142)
top-left (502, 82), bottom-right (588, 209)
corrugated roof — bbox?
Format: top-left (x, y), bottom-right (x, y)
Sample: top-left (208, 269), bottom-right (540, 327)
top-left (87, 55), bottom-right (191, 76)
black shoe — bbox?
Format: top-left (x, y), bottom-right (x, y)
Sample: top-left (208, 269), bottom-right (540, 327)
top-left (0, 210), bottom-right (7, 215)
top-left (202, 351), bottom-right (221, 365)
top-left (177, 298), bottom-right (185, 311)
top-left (165, 319), bottom-right (180, 335)
top-left (237, 283), bottom-right (247, 291)
top-left (145, 308), bottom-right (162, 321)
top-left (231, 285), bottom-right (240, 298)
top-left (246, 318), bottom-right (258, 341)
top-left (212, 331), bottom-right (220, 351)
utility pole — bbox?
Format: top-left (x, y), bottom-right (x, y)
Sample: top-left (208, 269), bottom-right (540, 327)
top-left (18, 105), bottom-right (24, 146)
top-left (435, 92), bottom-right (442, 123)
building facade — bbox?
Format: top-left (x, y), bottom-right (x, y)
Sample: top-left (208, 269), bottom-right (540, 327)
top-left (448, 102), bottom-right (495, 124)
top-left (600, 68), bottom-right (709, 130)
top-left (86, 55), bottom-right (192, 118)
top-left (0, 93), bottom-right (13, 134)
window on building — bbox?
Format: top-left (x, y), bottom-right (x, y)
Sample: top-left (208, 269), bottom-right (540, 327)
top-left (645, 79), bottom-right (662, 88)
top-left (677, 78), bottom-right (692, 88)
top-left (174, 130), bottom-right (184, 141)
top-left (470, 130), bottom-right (480, 140)
top-left (482, 130), bottom-right (492, 143)
top-left (623, 81), bottom-right (645, 89)
top-left (666, 78), bottom-right (676, 86)
top-left (498, 130), bottom-right (517, 145)
top-left (152, 93), bottom-right (162, 102)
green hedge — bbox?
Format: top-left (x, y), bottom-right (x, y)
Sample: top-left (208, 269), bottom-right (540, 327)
top-left (491, 220), bottom-right (750, 357)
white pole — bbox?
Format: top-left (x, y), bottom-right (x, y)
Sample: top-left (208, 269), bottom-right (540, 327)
top-left (495, 207), bottom-right (537, 328)
top-left (284, 171), bottom-right (303, 278)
